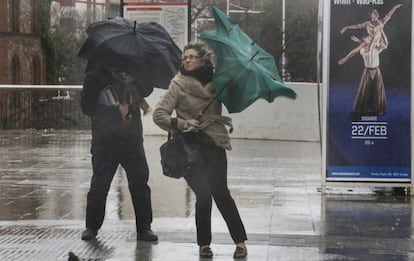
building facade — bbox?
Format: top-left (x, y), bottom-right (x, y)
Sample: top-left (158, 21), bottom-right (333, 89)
top-left (0, 0), bottom-right (45, 84)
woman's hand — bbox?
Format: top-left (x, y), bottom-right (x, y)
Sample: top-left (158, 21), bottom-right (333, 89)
top-left (176, 117), bottom-right (202, 131)
top-left (189, 119), bottom-right (200, 125)
top-left (186, 119), bottom-right (200, 130)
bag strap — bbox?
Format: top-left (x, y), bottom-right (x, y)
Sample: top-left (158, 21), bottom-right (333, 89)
top-left (171, 117), bottom-right (178, 130)
top-left (167, 117), bottom-right (178, 141)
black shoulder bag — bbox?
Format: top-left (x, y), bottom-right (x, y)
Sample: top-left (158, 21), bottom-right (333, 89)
top-left (159, 119), bottom-right (201, 178)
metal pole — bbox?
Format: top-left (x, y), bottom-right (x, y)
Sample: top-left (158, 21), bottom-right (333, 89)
top-left (317, 0), bottom-right (324, 193)
top-left (93, 0), bottom-right (96, 21)
top-left (227, 0), bottom-right (229, 15)
top-left (188, 0), bottom-right (192, 42)
top-left (281, 0), bottom-right (286, 81)
top-left (120, 0), bottom-right (124, 17)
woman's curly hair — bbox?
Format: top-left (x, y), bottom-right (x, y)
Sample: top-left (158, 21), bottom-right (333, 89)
top-left (183, 41), bottom-right (213, 65)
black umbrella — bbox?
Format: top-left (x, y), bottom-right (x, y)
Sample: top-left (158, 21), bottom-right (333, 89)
top-left (78, 17), bottom-right (182, 90)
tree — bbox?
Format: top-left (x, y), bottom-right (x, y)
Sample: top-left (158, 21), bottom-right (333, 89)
top-left (194, 0), bottom-right (319, 82)
top-left (191, 0), bottom-right (212, 23)
top-left (44, 0), bottom-right (319, 84)
top-left (44, 3), bottom-right (112, 84)
top-left (284, 5), bottom-right (318, 82)
top-left (50, 26), bottom-right (87, 84)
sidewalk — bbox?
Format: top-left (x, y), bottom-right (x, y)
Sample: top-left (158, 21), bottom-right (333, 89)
top-left (0, 130), bottom-right (412, 261)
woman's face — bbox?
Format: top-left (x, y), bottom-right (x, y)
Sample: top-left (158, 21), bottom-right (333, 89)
top-left (182, 49), bottom-right (202, 71)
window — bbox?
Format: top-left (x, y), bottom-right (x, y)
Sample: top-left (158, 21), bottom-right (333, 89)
top-left (11, 0), bottom-right (20, 33)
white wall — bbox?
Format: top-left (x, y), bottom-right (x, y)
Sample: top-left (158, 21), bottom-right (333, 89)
top-left (142, 82), bottom-right (321, 142)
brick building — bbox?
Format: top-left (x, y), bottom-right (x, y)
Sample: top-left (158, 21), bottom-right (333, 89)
top-left (0, 0), bottom-right (45, 84)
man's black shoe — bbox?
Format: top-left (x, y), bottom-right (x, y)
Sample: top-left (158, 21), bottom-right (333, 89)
top-left (137, 230), bottom-right (158, 241)
top-left (81, 228), bottom-right (97, 240)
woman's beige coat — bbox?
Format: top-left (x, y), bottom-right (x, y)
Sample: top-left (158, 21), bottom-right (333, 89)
top-left (153, 72), bottom-right (233, 150)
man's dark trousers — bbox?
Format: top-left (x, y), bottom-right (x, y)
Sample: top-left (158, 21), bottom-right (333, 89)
top-left (86, 142), bottom-right (153, 233)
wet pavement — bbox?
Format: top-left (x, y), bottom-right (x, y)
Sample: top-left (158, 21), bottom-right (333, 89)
top-left (0, 129), bottom-right (413, 260)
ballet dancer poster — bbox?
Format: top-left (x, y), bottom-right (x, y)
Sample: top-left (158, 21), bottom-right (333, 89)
top-left (324, 0), bottom-right (412, 181)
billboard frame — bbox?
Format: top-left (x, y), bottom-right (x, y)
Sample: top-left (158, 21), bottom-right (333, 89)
top-left (320, 0), bottom-right (414, 194)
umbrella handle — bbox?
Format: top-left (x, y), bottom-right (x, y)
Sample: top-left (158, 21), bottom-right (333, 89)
top-left (198, 80), bottom-right (231, 124)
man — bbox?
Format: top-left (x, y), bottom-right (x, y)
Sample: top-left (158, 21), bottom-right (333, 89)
top-left (80, 66), bottom-right (157, 241)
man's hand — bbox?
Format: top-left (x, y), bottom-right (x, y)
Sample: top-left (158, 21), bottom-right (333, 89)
top-left (119, 104), bottom-right (132, 123)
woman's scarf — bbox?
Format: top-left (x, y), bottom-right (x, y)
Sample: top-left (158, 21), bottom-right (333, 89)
top-left (179, 61), bottom-right (214, 85)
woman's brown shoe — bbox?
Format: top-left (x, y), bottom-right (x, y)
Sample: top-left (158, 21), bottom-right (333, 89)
top-left (199, 246), bottom-right (213, 258)
top-left (233, 246), bottom-right (247, 259)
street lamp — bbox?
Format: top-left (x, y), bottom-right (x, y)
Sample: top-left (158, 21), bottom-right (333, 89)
top-left (227, 1), bottom-right (264, 15)
top-left (281, 0), bottom-right (286, 81)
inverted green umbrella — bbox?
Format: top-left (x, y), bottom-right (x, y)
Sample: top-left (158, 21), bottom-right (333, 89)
top-left (199, 5), bottom-right (296, 113)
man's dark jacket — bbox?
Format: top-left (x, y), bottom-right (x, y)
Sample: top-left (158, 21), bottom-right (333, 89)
top-left (81, 68), bottom-right (150, 147)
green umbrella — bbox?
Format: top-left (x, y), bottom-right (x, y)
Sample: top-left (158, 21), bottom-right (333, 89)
top-left (199, 5), bottom-right (296, 113)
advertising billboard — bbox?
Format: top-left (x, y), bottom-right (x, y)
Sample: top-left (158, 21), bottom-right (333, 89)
top-left (323, 0), bottom-right (412, 182)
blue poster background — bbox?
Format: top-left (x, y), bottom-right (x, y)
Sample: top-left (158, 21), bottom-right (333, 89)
top-left (327, 0), bottom-right (412, 180)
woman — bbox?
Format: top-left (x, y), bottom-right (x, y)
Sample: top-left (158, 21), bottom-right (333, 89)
top-left (153, 42), bottom-right (248, 259)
